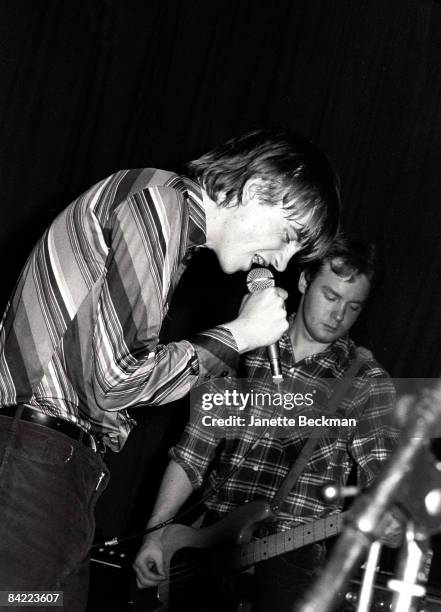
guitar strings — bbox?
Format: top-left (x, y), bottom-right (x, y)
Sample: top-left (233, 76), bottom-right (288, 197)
top-left (164, 546), bottom-right (287, 590)
top-left (163, 546), bottom-right (250, 587)
top-left (163, 542), bottom-right (277, 588)
top-left (163, 540), bottom-right (251, 575)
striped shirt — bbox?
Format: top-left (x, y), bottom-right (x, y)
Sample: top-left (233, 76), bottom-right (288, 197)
top-left (0, 169), bottom-right (238, 451)
top-left (171, 320), bottom-right (397, 531)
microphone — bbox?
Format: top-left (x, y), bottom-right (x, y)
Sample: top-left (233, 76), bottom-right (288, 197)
top-left (246, 268), bottom-right (283, 385)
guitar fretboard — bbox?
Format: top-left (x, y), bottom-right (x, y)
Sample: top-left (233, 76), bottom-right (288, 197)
top-left (232, 513), bottom-right (344, 570)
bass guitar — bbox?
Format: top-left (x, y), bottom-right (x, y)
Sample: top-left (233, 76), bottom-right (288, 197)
top-left (92, 501), bottom-right (345, 611)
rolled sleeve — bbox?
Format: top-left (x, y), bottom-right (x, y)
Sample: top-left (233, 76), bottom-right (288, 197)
top-left (169, 416), bottom-right (220, 489)
top-left (350, 376), bottom-right (398, 488)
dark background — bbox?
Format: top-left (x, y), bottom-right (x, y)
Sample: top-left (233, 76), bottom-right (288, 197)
top-left (1, 0), bottom-right (441, 607)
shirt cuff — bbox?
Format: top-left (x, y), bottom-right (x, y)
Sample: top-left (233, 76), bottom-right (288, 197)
top-left (191, 326), bottom-right (239, 383)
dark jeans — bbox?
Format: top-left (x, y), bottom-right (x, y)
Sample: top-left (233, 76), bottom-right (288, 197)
top-left (0, 413), bottom-right (109, 612)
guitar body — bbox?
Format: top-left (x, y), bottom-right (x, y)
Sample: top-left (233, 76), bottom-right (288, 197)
top-left (157, 500), bottom-right (272, 611)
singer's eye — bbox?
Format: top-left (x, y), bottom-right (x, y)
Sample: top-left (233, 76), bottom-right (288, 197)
top-left (283, 228), bottom-right (299, 246)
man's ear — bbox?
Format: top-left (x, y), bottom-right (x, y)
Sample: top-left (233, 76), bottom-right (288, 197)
top-left (242, 177), bottom-right (266, 204)
top-left (298, 271), bottom-right (308, 295)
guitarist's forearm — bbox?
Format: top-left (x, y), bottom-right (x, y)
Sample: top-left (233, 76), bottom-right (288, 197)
top-left (146, 459), bottom-right (194, 528)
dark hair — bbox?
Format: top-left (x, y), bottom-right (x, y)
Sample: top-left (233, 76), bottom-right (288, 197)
top-left (186, 127), bottom-right (340, 261)
top-left (303, 234), bottom-right (377, 285)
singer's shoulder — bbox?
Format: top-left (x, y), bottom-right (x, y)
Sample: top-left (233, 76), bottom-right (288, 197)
top-left (105, 168), bottom-right (198, 200)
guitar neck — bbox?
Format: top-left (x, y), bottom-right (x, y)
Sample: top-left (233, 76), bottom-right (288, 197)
top-left (232, 513), bottom-right (344, 570)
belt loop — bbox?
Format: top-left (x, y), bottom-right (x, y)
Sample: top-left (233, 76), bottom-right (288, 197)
top-left (90, 435), bottom-right (98, 453)
top-left (10, 404), bottom-right (24, 432)
top-left (1, 405), bottom-right (25, 464)
top-left (78, 429), bottom-right (96, 452)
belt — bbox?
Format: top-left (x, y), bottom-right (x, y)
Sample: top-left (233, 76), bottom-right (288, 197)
top-left (0, 405), bottom-right (103, 452)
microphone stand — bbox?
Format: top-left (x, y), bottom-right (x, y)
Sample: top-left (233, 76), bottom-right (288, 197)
top-left (388, 521), bottom-right (431, 612)
top-left (356, 539), bottom-right (383, 612)
top-left (296, 388), bottom-right (441, 612)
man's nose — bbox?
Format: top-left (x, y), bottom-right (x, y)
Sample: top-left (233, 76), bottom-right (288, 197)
top-left (274, 257), bottom-right (288, 272)
top-left (274, 244), bottom-right (302, 272)
top-left (332, 305), bottom-right (345, 322)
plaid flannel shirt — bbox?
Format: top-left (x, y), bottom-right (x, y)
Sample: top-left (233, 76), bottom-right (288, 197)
top-left (171, 318), bottom-right (397, 531)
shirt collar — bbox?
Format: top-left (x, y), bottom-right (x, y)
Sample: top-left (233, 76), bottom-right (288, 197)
top-left (181, 175), bottom-right (206, 249)
top-left (282, 312), bottom-right (355, 369)
top-left (322, 334), bottom-right (355, 369)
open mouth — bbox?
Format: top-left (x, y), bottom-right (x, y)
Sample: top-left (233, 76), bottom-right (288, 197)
top-left (252, 254), bottom-right (267, 267)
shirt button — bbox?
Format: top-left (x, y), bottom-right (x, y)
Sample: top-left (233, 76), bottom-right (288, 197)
top-left (289, 367), bottom-right (295, 373)
top-left (253, 466), bottom-right (259, 472)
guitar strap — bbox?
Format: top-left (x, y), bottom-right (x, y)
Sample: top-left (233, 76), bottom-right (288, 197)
top-left (270, 348), bottom-right (367, 514)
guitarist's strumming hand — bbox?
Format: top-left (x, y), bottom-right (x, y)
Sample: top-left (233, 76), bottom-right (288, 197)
top-left (133, 531), bottom-right (166, 588)
top-left (133, 460), bottom-right (196, 587)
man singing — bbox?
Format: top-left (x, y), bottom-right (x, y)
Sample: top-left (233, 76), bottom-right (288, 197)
top-left (134, 235), bottom-right (398, 611)
top-left (0, 128), bottom-right (339, 610)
